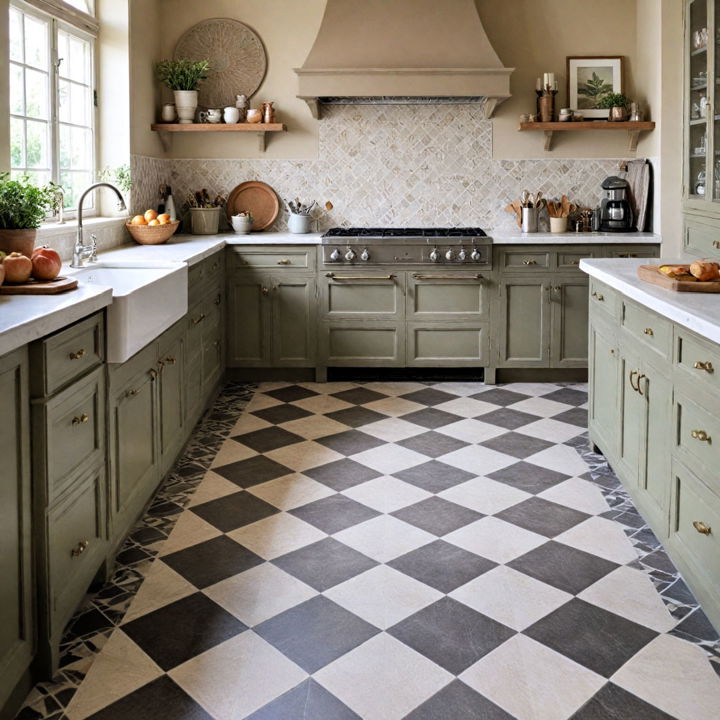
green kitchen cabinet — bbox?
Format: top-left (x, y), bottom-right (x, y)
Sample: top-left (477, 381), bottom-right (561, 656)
top-left (0, 348), bottom-right (33, 713)
top-left (617, 347), bottom-right (645, 483)
top-left (321, 322), bottom-right (405, 367)
top-left (549, 278), bottom-right (589, 366)
top-left (158, 322), bottom-right (186, 476)
top-left (497, 277), bottom-right (550, 367)
top-left (407, 323), bottom-right (488, 366)
top-left (588, 317), bottom-right (620, 456)
top-left (226, 273), bottom-right (272, 367)
top-left (270, 273), bottom-right (317, 366)
top-left (406, 271), bottom-right (489, 322)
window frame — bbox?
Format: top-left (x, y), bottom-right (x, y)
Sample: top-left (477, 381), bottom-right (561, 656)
top-left (9, 0), bottom-right (98, 219)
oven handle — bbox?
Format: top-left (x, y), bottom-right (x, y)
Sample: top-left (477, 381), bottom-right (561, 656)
top-left (325, 273), bottom-right (396, 280)
top-left (412, 273), bottom-right (484, 280)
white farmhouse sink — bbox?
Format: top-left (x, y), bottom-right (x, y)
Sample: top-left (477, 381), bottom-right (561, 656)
top-left (68, 262), bottom-right (188, 362)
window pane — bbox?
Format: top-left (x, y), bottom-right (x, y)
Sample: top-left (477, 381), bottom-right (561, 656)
top-left (23, 13), bottom-right (48, 70)
top-left (60, 171), bottom-right (92, 210)
top-left (63, 0), bottom-right (93, 14)
top-left (26, 120), bottom-right (49, 169)
top-left (10, 63), bottom-right (24, 115)
top-left (59, 80), bottom-right (90, 126)
top-left (9, 7), bottom-right (23, 62)
top-left (21, 170), bottom-right (51, 187)
top-left (25, 68), bottom-right (49, 120)
top-left (10, 118), bottom-right (25, 168)
top-left (59, 30), bottom-right (90, 84)
top-left (59, 125), bottom-right (92, 170)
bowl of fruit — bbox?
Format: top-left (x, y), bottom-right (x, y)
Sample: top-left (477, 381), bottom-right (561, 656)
top-left (126, 209), bottom-right (179, 245)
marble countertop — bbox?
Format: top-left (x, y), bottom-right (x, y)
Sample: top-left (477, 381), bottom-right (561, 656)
top-left (580, 258), bottom-right (720, 345)
top-left (490, 231), bottom-right (661, 245)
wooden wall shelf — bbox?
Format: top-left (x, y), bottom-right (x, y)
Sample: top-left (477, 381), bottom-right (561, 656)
top-left (518, 121), bottom-right (656, 152)
top-left (150, 123), bottom-right (287, 152)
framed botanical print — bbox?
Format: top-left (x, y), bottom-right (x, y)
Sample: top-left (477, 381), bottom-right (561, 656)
top-left (567, 56), bottom-right (624, 118)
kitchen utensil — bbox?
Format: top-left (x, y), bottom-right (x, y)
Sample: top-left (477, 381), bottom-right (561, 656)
top-left (0, 276), bottom-right (78, 294)
top-left (521, 190), bottom-right (530, 207)
top-left (225, 181), bottom-right (280, 231)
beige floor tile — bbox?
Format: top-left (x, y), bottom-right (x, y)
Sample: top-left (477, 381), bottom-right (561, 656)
top-left (204, 563), bottom-right (316, 626)
top-left (187, 470), bottom-right (240, 508)
top-left (460, 634), bottom-right (604, 720)
top-left (430, 381), bottom-right (489, 397)
top-left (325, 565), bottom-right (442, 629)
top-left (281, 414), bottom-right (349, 439)
top-left (363, 397), bottom-right (425, 417)
top-left (435, 418), bottom-right (506, 444)
top-left (123, 560), bottom-right (197, 623)
top-left (501, 382), bottom-right (561, 397)
top-left (519, 417), bottom-right (585, 443)
top-left (363, 381), bottom-right (427, 396)
top-left (537, 477), bottom-right (610, 516)
top-left (257, 381), bottom-right (294, 392)
top-left (350, 443), bottom-right (427, 474)
top-left (555, 516), bottom-right (639, 565)
top-left (170, 632), bottom-right (307, 720)
top-left (438, 477), bottom-right (530, 515)
top-left (433, 397), bottom-right (497, 418)
top-left (247, 473), bottom-right (336, 510)
top-left (445, 516), bottom-right (546, 564)
top-left (360, 417), bottom-right (427, 442)
top-left (291, 394), bottom-right (353, 414)
top-left (230, 412), bottom-right (273, 436)
top-left (342, 475), bottom-right (432, 513)
top-left (524, 443), bottom-right (590, 476)
top-left (438, 444), bottom-right (515, 476)
top-left (265, 440), bottom-right (345, 472)
top-left (579, 566), bottom-right (677, 633)
top-left (315, 633), bottom-right (453, 720)
top-left (450, 565), bottom-right (572, 631)
top-left (159, 510), bottom-right (223, 557)
top-left (612, 634), bottom-right (720, 720)
top-left (65, 630), bottom-right (163, 720)
top-left (508, 396), bottom-right (571, 418)
top-left (227, 513), bottom-right (327, 560)
top-left (245, 393), bottom-right (284, 412)
top-left (299, 381), bottom-right (358, 394)
top-left (210, 438), bottom-right (258, 468)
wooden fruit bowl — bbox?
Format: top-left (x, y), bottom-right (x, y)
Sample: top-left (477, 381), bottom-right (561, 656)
top-left (126, 220), bottom-right (179, 245)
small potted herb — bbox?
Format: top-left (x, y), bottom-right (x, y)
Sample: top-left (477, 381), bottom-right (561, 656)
top-left (597, 93), bottom-right (630, 122)
top-left (155, 59), bottom-right (210, 124)
top-left (0, 173), bottom-right (59, 256)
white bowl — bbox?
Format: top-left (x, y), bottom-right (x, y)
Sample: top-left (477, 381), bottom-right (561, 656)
top-left (231, 215), bottom-right (253, 234)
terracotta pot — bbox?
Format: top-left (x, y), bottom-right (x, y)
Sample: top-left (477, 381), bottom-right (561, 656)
top-left (0, 228), bottom-right (37, 257)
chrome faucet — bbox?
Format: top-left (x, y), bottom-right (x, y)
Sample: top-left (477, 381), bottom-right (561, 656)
top-left (71, 182), bottom-right (126, 268)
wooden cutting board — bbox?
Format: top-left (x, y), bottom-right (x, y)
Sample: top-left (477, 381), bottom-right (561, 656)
top-left (0, 276), bottom-right (78, 295)
top-left (637, 265), bottom-right (720, 293)
top-left (225, 181), bottom-right (279, 231)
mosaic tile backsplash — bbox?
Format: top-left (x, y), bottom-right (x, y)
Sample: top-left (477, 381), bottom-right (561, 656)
top-left (132, 105), bottom-right (626, 233)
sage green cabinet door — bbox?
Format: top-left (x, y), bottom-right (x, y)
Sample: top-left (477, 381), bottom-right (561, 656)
top-left (498, 278), bottom-right (550, 367)
top-left (407, 324), bottom-right (488, 366)
top-left (158, 329), bottom-right (185, 475)
top-left (226, 273), bottom-right (271, 367)
top-left (407, 272), bottom-right (488, 321)
top-left (322, 323), bottom-right (404, 366)
top-left (270, 274), bottom-right (317, 366)
top-left (321, 273), bottom-right (405, 319)
top-left (618, 351), bottom-right (644, 483)
top-left (550, 278), bottom-right (589, 367)
top-left (0, 349), bottom-right (33, 710)
top-left (588, 319), bottom-right (619, 457)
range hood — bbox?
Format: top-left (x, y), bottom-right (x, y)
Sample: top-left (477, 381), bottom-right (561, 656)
top-left (295, 0), bottom-right (513, 119)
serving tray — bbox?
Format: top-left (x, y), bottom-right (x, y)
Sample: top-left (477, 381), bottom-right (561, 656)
top-left (0, 276), bottom-right (78, 295)
top-left (637, 265), bottom-right (720, 293)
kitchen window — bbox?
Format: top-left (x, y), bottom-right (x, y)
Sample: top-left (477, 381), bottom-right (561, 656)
top-left (9, 0), bottom-right (97, 215)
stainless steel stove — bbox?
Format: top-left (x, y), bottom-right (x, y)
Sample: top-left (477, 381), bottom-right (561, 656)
top-left (321, 227), bottom-right (492, 266)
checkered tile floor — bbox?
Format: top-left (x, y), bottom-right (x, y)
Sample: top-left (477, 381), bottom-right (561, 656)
top-left (62, 381), bottom-right (720, 720)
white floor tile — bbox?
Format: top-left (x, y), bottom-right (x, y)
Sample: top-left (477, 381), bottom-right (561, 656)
top-left (438, 477), bottom-right (530, 515)
top-left (158, 510), bottom-right (222, 557)
top-left (210, 439), bottom-right (258, 468)
top-left (432, 397), bottom-right (497, 418)
top-left (555, 516), bottom-right (639, 565)
top-left (350, 444), bottom-right (427, 474)
top-left (265, 440), bottom-right (345, 472)
top-left (342, 476), bottom-right (432, 513)
top-left (525, 443), bottom-right (590, 476)
top-left (537, 477), bottom-right (610, 515)
top-left (247, 473), bottom-right (336, 510)
top-left (291, 394), bottom-right (353, 414)
top-left (227, 513), bottom-right (327, 560)
top-left (508, 396), bottom-right (571, 418)
top-left (520, 417), bottom-right (584, 443)
top-left (281, 414), bottom-right (350, 440)
top-left (439, 444), bottom-right (516, 476)
top-left (187, 470), bottom-right (241, 508)
top-left (435, 418), bottom-right (506, 444)
top-left (229, 413), bottom-right (273, 436)
top-left (361, 417), bottom-right (427, 442)
top-left (123, 560), bottom-right (197, 623)
top-left (364, 397), bottom-right (425, 417)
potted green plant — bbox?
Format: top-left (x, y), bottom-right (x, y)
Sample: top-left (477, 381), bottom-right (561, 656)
top-left (597, 93), bottom-right (630, 122)
top-left (0, 173), bottom-right (58, 256)
top-left (155, 59), bottom-right (210, 124)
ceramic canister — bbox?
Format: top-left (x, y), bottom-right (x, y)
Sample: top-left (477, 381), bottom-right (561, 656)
top-left (224, 106), bottom-right (240, 124)
top-left (206, 108), bottom-right (223, 124)
top-left (161, 103), bottom-right (177, 122)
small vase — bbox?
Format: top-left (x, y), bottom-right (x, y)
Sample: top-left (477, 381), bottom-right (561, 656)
top-left (161, 103), bottom-right (177, 122)
top-left (246, 108), bottom-right (262, 124)
top-left (0, 228), bottom-right (37, 257)
top-left (262, 102), bottom-right (275, 124)
top-left (174, 90), bottom-right (198, 124)
top-left (189, 207), bottom-right (221, 235)
top-left (608, 106), bottom-right (628, 122)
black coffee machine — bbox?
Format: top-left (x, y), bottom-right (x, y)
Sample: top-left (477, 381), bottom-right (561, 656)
top-left (599, 176), bottom-right (636, 232)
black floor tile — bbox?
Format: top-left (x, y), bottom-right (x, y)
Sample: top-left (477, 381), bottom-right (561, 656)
top-left (316, 429), bottom-right (385, 456)
top-left (397, 431), bottom-right (469, 459)
top-left (570, 682), bottom-right (675, 719)
top-left (191, 491), bottom-right (279, 532)
top-left (255, 596), bottom-right (380, 673)
top-left (400, 388), bottom-right (457, 406)
top-left (213, 454), bottom-right (293, 488)
top-left (247, 679), bottom-right (361, 720)
top-left (495, 497), bottom-right (590, 538)
top-left (405, 680), bottom-right (515, 720)
top-left (525, 598), bottom-right (658, 677)
top-left (303, 458), bottom-right (382, 491)
top-left (400, 408), bottom-right (463, 429)
top-left (392, 496), bottom-right (483, 536)
top-left (480, 432), bottom-right (554, 460)
top-left (162, 535), bottom-right (265, 588)
top-left (331, 387), bottom-right (388, 405)
top-left (393, 460), bottom-right (475, 493)
top-left (479, 408), bottom-right (542, 431)
top-left (487, 461), bottom-right (570, 494)
top-left (325, 406), bottom-right (387, 428)
top-left (470, 388), bottom-right (530, 406)
top-left (389, 540), bottom-right (496, 593)
top-left (553, 407), bottom-right (588, 428)
top-left (121, 594), bottom-right (246, 671)
top-left (233, 426), bottom-right (305, 453)
top-left (290, 494), bottom-right (380, 534)
top-left (542, 388), bottom-right (588, 406)
top-left (251, 404), bottom-right (313, 425)
top-left (265, 385), bottom-right (319, 403)
top-left (389, 597), bottom-right (515, 674)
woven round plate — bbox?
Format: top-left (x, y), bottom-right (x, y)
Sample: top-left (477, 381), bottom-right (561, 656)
top-left (174, 18), bottom-right (267, 109)
top-left (225, 181), bottom-right (279, 231)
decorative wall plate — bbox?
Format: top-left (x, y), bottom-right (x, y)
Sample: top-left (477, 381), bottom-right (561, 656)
top-left (226, 181), bottom-right (280, 231)
top-left (174, 18), bottom-right (267, 109)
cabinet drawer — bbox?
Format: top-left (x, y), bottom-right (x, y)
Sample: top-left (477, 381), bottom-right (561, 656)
top-left (31, 313), bottom-right (104, 396)
top-left (684, 217), bottom-right (720, 258)
top-left (323, 323), bottom-right (404, 366)
top-left (230, 248), bottom-right (313, 270)
top-left (606, 246), bottom-right (659, 259)
top-left (407, 324), bottom-right (488, 366)
top-left (557, 248), bottom-right (600, 269)
top-left (671, 462), bottom-right (720, 587)
top-left (675, 393), bottom-right (720, 488)
top-left (676, 330), bottom-right (720, 394)
top-left (322, 273), bottom-right (405, 318)
top-left (408, 272), bottom-right (488, 320)
top-left (499, 250), bottom-right (551, 270)
top-left (588, 279), bottom-right (617, 318)
top-left (41, 367), bottom-right (105, 502)
top-left (189, 253), bottom-right (224, 304)
top-left (622, 301), bottom-right (672, 360)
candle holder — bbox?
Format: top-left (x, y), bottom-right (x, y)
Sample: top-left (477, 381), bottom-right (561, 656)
top-left (539, 89), bottom-right (558, 122)
top-left (535, 89), bottom-right (543, 119)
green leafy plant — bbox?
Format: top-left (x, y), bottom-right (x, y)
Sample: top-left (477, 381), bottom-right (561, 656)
top-left (155, 59), bottom-right (210, 91)
top-left (597, 92), bottom-right (630, 109)
top-left (0, 173), bottom-right (59, 229)
top-left (577, 72), bottom-right (614, 101)
top-left (99, 164), bottom-right (132, 193)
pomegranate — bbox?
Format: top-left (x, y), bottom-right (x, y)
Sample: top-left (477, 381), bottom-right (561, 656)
top-left (31, 246), bottom-right (62, 281)
top-left (3, 252), bottom-right (32, 283)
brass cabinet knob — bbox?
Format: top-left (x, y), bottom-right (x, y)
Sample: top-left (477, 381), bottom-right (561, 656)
top-left (69, 349), bottom-right (86, 360)
top-left (72, 413), bottom-right (89, 425)
top-left (713, 241), bottom-right (720, 249)
top-left (694, 361), bottom-right (714, 373)
top-left (261, 286), bottom-right (270, 295)
top-left (126, 388), bottom-right (140, 398)
top-left (148, 368), bottom-right (158, 380)
top-left (277, 258), bottom-right (291, 265)
top-left (164, 356), bottom-right (176, 364)
top-left (522, 259), bottom-right (538, 265)
top-left (570, 260), bottom-right (580, 265)
top-left (693, 521), bottom-right (712, 535)
top-left (71, 540), bottom-right (90, 557)
top-left (592, 291), bottom-right (605, 301)
top-left (690, 429), bottom-right (711, 442)
top-left (643, 328), bottom-right (654, 336)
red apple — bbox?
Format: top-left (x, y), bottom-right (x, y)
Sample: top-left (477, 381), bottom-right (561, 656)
top-left (4, 252), bottom-right (32, 283)
top-left (31, 246), bottom-right (62, 281)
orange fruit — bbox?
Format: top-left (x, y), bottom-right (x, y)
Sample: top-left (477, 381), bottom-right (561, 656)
top-left (130, 215), bottom-right (148, 225)
top-left (148, 219), bottom-right (160, 226)
top-left (157, 213), bottom-right (171, 224)
top-left (144, 209), bottom-right (158, 222)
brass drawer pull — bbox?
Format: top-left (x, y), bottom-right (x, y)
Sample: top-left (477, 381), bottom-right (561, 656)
top-left (629, 369), bottom-right (640, 392)
top-left (214, 294), bottom-right (222, 305)
top-left (192, 313), bottom-right (206, 324)
top-left (522, 259), bottom-right (538, 265)
top-left (693, 521), bottom-right (712, 535)
top-left (325, 273), bottom-right (395, 281)
top-left (592, 291), bottom-right (605, 301)
top-left (636, 374), bottom-right (646, 396)
top-left (164, 356), bottom-right (176, 364)
top-left (71, 413), bottom-right (89, 425)
top-left (570, 260), bottom-right (580, 265)
top-left (149, 368), bottom-right (158, 380)
top-left (277, 258), bottom-right (292, 265)
top-left (691, 429), bottom-right (711, 442)
top-left (71, 540), bottom-right (90, 557)
top-left (126, 388), bottom-right (140, 398)
top-left (694, 361), bottom-right (714, 373)
top-left (69, 348), bottom-right (86, 360)
top-left (412, 274), bottom-right (483, 280)
top-left (261, 286), bottom-right (270, 295)
top-left (643, 328), bottom-right (654, 336)
top-left (714, 241), bottom-right (720, 249)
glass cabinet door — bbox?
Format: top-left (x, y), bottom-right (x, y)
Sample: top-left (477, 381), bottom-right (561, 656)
top-left (688, 0), bottom-right (709, 202)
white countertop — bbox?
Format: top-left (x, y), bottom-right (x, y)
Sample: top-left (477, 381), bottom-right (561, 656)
top-left (226, 231), bottom-right (322, 246)
top-left (490, 231), bottom-right (661, 245)
top-left (580, 258), bottom-right (720, 345)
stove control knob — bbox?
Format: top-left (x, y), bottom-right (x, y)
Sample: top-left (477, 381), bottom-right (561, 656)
top-left (471, 248), bottom-right (482, 262)
top-left (445, 249), bottom-right (456, 261)
top-left (458, 248), bottom-right (467, 261)
top-left (360, 248), bottom-right (370, 262)
top-left (330, 249), bottom-right (342, 262)
top-left (429, 248), bottom-right (440, 263)
top-left (345, 249), bottom-right (356, 262)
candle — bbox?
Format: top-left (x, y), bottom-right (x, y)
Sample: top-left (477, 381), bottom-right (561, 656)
top-left (548, 73), bottom-right (555, 87)
top-left (536, 77), bottom-right (542, 92)
top-left (543, 73), bottom-right (549, 87)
